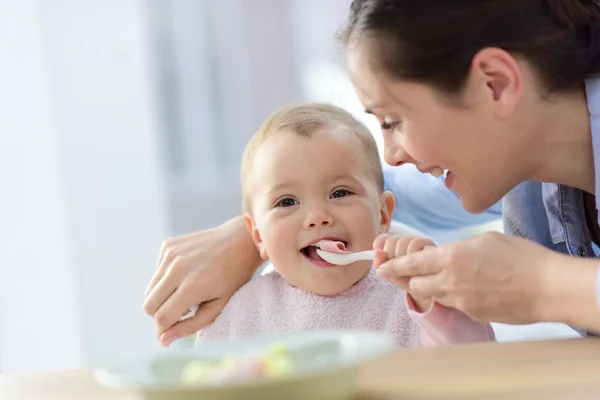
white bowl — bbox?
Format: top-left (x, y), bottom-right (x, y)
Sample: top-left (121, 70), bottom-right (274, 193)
top-left (94, 330), bottom-right (395, 400)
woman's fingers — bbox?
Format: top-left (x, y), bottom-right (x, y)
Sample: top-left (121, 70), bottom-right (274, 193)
top-left (143, 258), bottom-right (187, 317)
top-left (408, 273), bottom-right (447, 299)
top-left (145, 246), bottom-right (169, 297)
top-left (145, 237), bottom-right (185, 296)
top-left (378, 245), bottom-right (443, 279)
top-left (375, 232), bottom-right (562, 325)
top-left (143, 216), bottom-right (259, 341)
top-left (159, 298), bottom-right (225, 347)
top-left (152, 278), bottom-right (205, 338)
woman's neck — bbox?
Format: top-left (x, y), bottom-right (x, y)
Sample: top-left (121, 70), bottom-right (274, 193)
top-left (529, 88), bottom-right (595, 194)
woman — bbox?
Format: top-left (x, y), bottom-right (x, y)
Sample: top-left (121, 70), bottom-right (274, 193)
top-left (144, 0), bottom-right (600, 347)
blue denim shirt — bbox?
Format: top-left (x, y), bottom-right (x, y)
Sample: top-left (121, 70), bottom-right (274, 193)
top-left (503, 78), bottom-right (600, 335)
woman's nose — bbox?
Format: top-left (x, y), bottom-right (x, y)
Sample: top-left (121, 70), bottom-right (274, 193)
top-left (383, 132), bottom-right (412, 167)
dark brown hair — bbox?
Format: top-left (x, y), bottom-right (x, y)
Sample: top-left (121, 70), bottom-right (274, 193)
top-left (339, 0), bottom-right (600, 95)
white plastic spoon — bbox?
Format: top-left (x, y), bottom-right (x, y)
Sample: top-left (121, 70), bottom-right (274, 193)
top-left (316, 249), bottom-right (375, 266)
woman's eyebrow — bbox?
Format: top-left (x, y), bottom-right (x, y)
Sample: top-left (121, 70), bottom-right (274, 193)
top-left (364, 102), bottom-right (385, 115)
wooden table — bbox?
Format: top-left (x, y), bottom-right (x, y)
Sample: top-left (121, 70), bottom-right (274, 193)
top-left (2, 338), bottom-right (600, 399)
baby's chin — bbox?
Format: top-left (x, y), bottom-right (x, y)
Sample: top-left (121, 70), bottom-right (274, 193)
top-left (298, 265), bottom-right (372, 296)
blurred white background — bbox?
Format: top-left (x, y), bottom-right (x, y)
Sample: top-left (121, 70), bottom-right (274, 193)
top-left (0, 0), bottom-right (578, 374)
top-left (0, 0), bottom-right (383, 373)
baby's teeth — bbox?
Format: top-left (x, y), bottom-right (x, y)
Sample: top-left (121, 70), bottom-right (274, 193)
top-left (429, 167), bottom-right (444, 178)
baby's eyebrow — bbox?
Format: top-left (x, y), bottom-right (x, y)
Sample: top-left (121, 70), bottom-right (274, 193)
top-left (330, 174), bottom-right (367, 189)
top-left (331, 174), bottom-right (356, 182)
top-left (266, 182), bottom-right (294, 195)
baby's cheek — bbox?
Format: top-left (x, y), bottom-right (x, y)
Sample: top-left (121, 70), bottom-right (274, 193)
top-left (351, 207), bottom-right (381, 247)
top-left (262, 221), bottom-right (294, 254)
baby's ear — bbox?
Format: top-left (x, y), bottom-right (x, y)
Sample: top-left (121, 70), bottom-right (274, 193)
top-left (379, 191), bottom-right (396, 234)
top-left (243, 213), bottom-right (269, 260)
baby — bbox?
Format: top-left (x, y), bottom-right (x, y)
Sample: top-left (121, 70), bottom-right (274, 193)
top-left (196, 103), bottom-right (495, 347)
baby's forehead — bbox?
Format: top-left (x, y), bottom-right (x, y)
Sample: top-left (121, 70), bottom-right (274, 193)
top-left (257, 130), bottom-right (366, 168)
top-left (251, 143), bottom-right (374, 191)
top-left (242, 107), bottom-right (384, 211)
top-left (260, 125), bottom-right (366, 154)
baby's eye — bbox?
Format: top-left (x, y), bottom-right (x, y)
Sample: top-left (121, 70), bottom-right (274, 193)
top-left (331, 189), bottom-right (352, 199)
top-left (275, 197), bottom-right (298, 207)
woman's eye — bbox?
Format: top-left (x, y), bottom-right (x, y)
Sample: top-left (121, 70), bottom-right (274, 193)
top-left (276, 197), bottom-right (298, 207)
top-left (331, 189), bottom-right (352, 199)
top-left (380, 121), bottom-right (400, 131)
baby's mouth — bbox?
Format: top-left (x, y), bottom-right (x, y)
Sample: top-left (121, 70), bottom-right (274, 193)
top-left (301, 240), bottom-right (349, 262)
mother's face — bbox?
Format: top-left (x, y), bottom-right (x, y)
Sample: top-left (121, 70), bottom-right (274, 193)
top-left (347, 46), bottom-right (526, 214)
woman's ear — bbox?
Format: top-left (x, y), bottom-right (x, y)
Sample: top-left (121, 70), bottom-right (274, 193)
top-left (243, 213), bottom-right (269, 260)
top-left (379, 191), bottom-right (396, 234)
top-left (470, 47), bottom-right (522, 117)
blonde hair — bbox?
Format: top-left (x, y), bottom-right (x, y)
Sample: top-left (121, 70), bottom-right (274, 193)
top-left (241, 103), bottom-right (384, 212)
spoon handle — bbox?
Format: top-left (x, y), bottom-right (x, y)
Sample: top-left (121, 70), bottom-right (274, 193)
top-left (317, 249), bottom-right (376, 265)
top-left (351, 250), bottom-right (375, 261)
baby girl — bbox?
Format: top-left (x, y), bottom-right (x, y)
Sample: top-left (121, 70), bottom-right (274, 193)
top-left (196, 103), bottom-right (495, 347)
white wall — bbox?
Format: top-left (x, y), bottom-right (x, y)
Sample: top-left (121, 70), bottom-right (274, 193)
top-left (0, 0), bottom-right (82, 373)
top-left (0, 0), bottom-right (317, 373)
top-left (166, 0), bottom-right (305, 234)
top-left (0, 0), bottom-right (167, 372)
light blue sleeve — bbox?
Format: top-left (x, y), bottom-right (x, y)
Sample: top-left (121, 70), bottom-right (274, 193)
top-left (383, 164), bottom-right (502, 233)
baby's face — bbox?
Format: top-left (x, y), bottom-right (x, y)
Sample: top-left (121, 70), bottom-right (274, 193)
top-left (246, 127), bottom-right (393, 295)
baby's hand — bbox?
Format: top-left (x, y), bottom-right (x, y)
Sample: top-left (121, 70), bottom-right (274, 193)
top-left (373, 234), bottom-right (435, 269)
top-left (373, 234), bottom-right (435, 312)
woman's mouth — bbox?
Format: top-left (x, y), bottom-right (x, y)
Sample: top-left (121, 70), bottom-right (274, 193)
top-left (428, 167), bottom-right (449, 178)
top-left (417, 166), bottom-right (448, 178)
top-left (444, 170), bottom-right (455, 190)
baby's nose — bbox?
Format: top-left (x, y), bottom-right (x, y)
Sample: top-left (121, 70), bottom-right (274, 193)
top-left (304, 209), bottom-right (334, 229)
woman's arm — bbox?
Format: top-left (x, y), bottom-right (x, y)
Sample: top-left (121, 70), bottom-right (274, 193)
top-left (540, 256), bottom-right (600, 333)
top-left (144, 215), bottom-right (263, 346)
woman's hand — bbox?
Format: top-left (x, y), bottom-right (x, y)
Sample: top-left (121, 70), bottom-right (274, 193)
top-left (143, 216), bottom-right (263, 346)
top-left (373, 234), bottom-right (436, 312)
top-left (375, 232), bottom-right (578, 325)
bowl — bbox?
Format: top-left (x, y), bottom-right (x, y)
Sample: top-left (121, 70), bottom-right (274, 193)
top-left (94, 330), bottom-right (395, 400)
